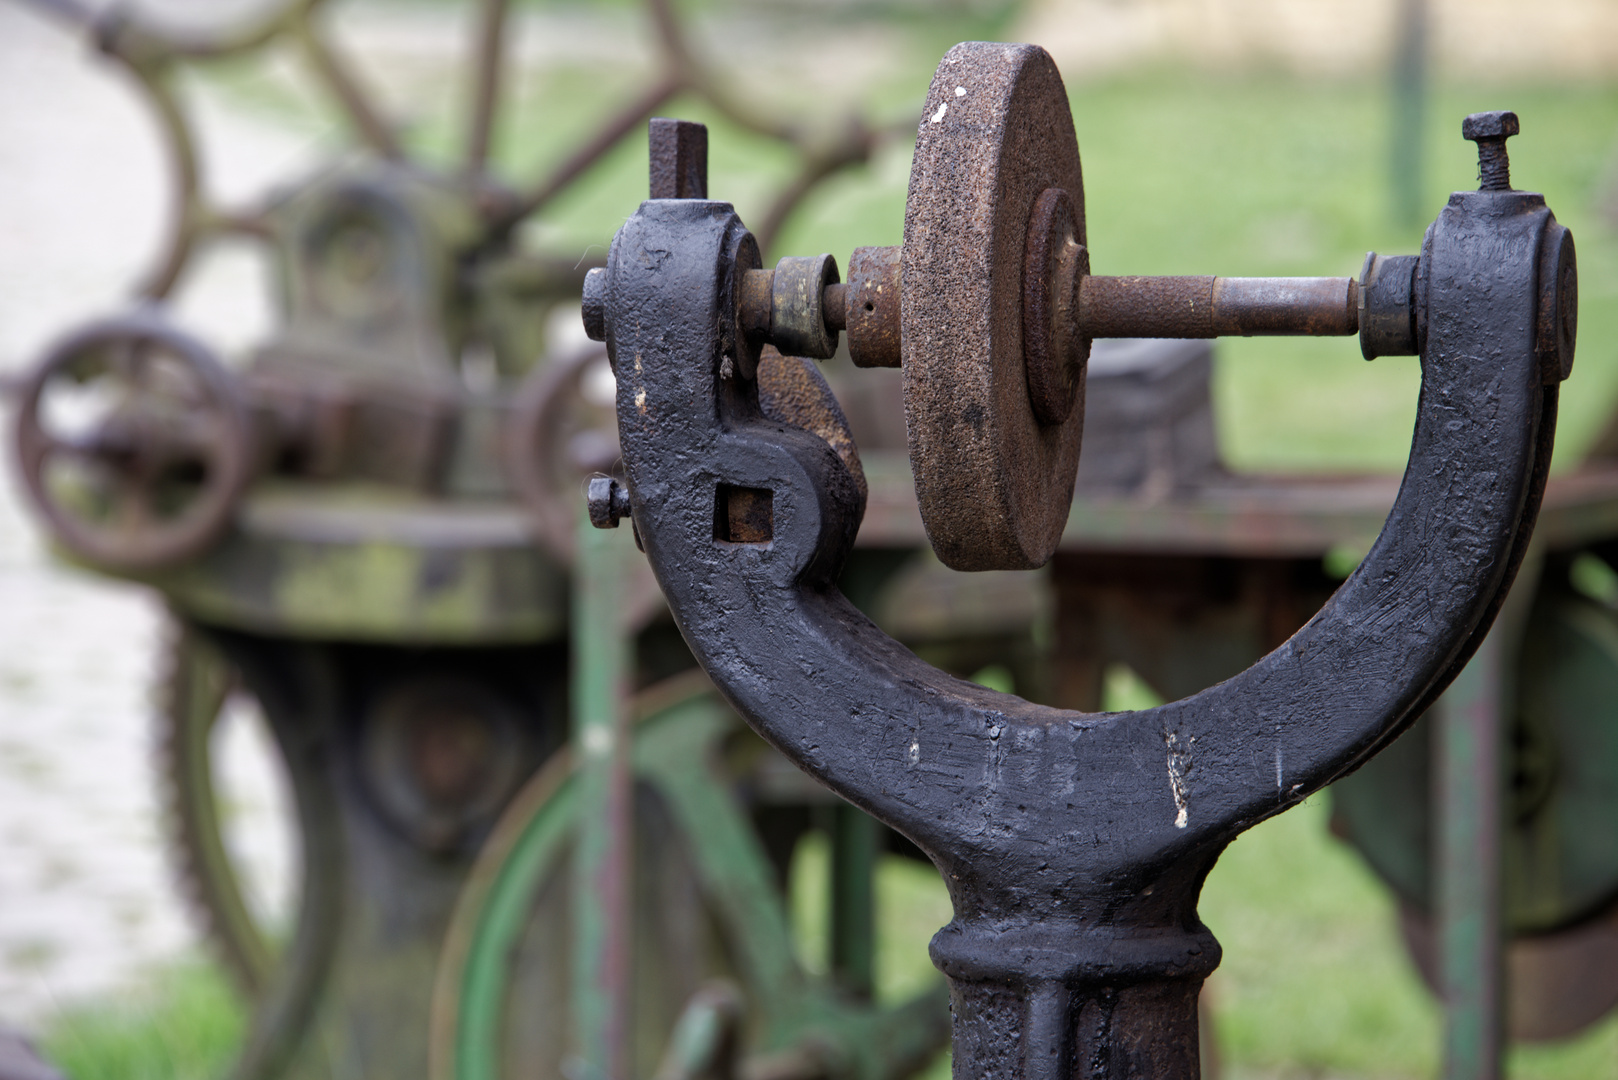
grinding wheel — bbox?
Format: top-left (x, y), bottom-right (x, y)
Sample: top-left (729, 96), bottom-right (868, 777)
top-left (902, 42), bottom-right (1086, 571)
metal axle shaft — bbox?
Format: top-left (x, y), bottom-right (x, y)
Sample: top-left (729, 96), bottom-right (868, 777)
top-left (1075, 275), bottom-right (1359, 338)
top-left (732, 247), bottom-right (1364, 371)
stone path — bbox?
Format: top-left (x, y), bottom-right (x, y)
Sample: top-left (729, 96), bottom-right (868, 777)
top-left (0, 0), bottom-right (306, 1024)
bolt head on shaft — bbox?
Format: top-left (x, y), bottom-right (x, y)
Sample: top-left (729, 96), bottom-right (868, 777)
top-left (1462, 110), bottom-right (1518, 192)
top-left (1462, 110), bottom-right (1519, 142)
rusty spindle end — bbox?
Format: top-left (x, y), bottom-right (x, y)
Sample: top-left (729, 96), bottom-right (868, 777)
top-left (1462, 111), bottom-right (1518, 193)
top-left (649, 118), bottom-right (708, 200)
top-left (737, 247), bottom-right (905, 366)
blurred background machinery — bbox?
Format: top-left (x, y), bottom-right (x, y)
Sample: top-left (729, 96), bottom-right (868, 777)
top-left (4, 1), bottom-right (959, 1076)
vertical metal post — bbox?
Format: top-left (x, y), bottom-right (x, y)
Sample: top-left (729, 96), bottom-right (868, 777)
top-left (1436, 629), bottom-right (1506, 1080)
top-left (1434, 544), bottom-right (1544, 1080)
top-left (829, 803), bottom-right (878, 999)
top-left (1390, 0), bottom-right (1428, 227)
top-left (572, 509), bottom-right (635, 1080)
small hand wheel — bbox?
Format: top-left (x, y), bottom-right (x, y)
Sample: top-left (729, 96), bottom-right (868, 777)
top-left (504, 344), bottom-right (622, 561)
top-left (14, 311), bottom-right (252, 571)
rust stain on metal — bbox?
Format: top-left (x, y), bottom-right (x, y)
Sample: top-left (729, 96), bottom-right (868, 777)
top-left (740, 269), bottom-right (774, 341)
top-left (1021, 186), bottom-right (1089, 425)
top-left (756, 347), bottom-right (867, 502)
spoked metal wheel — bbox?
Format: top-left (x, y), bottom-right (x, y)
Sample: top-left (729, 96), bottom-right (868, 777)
top-left (21, 0), bottom-right (908, 313)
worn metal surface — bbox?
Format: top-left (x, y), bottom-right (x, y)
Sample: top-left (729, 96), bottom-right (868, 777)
top-left (595, 42), bottom-right (1571, 1076)
top-left (1465, 110), bottom-right (1519, 192)
top-left (650, 118), bottom-right (709, 201)
top-left (1021, 186), bottom-right (1089, 426)
top-left (769, 255), bottom-right (841, 361)
top-left (1536, 222), bottom-right (1577, 383)
top-left (756, 348), bottom-right (867, 504)
top-left (1359, 253), bottom-right (1421, 358)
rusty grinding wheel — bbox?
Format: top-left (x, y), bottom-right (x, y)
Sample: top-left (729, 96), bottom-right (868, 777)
top-left (902, 42), bottom-right (1088, 571)
top-left (505, 344), bottom-right (622, 560)
top-left (14, 312), bottom-right (252, 571)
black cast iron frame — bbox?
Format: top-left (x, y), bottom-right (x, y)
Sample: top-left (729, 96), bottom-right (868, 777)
top-left (594, 127), bottom-right (1568, 1080)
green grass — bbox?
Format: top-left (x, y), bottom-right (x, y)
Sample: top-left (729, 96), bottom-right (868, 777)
top-left (39, 960), bottom-right (244, 1080)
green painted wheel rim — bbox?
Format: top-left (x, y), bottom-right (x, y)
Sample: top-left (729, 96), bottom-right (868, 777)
top-left (431, 679), bottom-right (950, 1080)
top-left (458, 776), bottom-right (578, 1080)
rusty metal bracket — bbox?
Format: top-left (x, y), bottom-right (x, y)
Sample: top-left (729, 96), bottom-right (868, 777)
top-left (589, 43), bottom-right (1573, 1078)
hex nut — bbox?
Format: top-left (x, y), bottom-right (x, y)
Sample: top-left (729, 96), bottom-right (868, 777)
top-left (586, 475), bottom-right (631, 529)
top-left (1462, 111), bottom-right (1519, 141)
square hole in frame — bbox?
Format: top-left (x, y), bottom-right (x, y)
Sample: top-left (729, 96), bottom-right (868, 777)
top-left (715, 484), bottom-right (773, 544)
